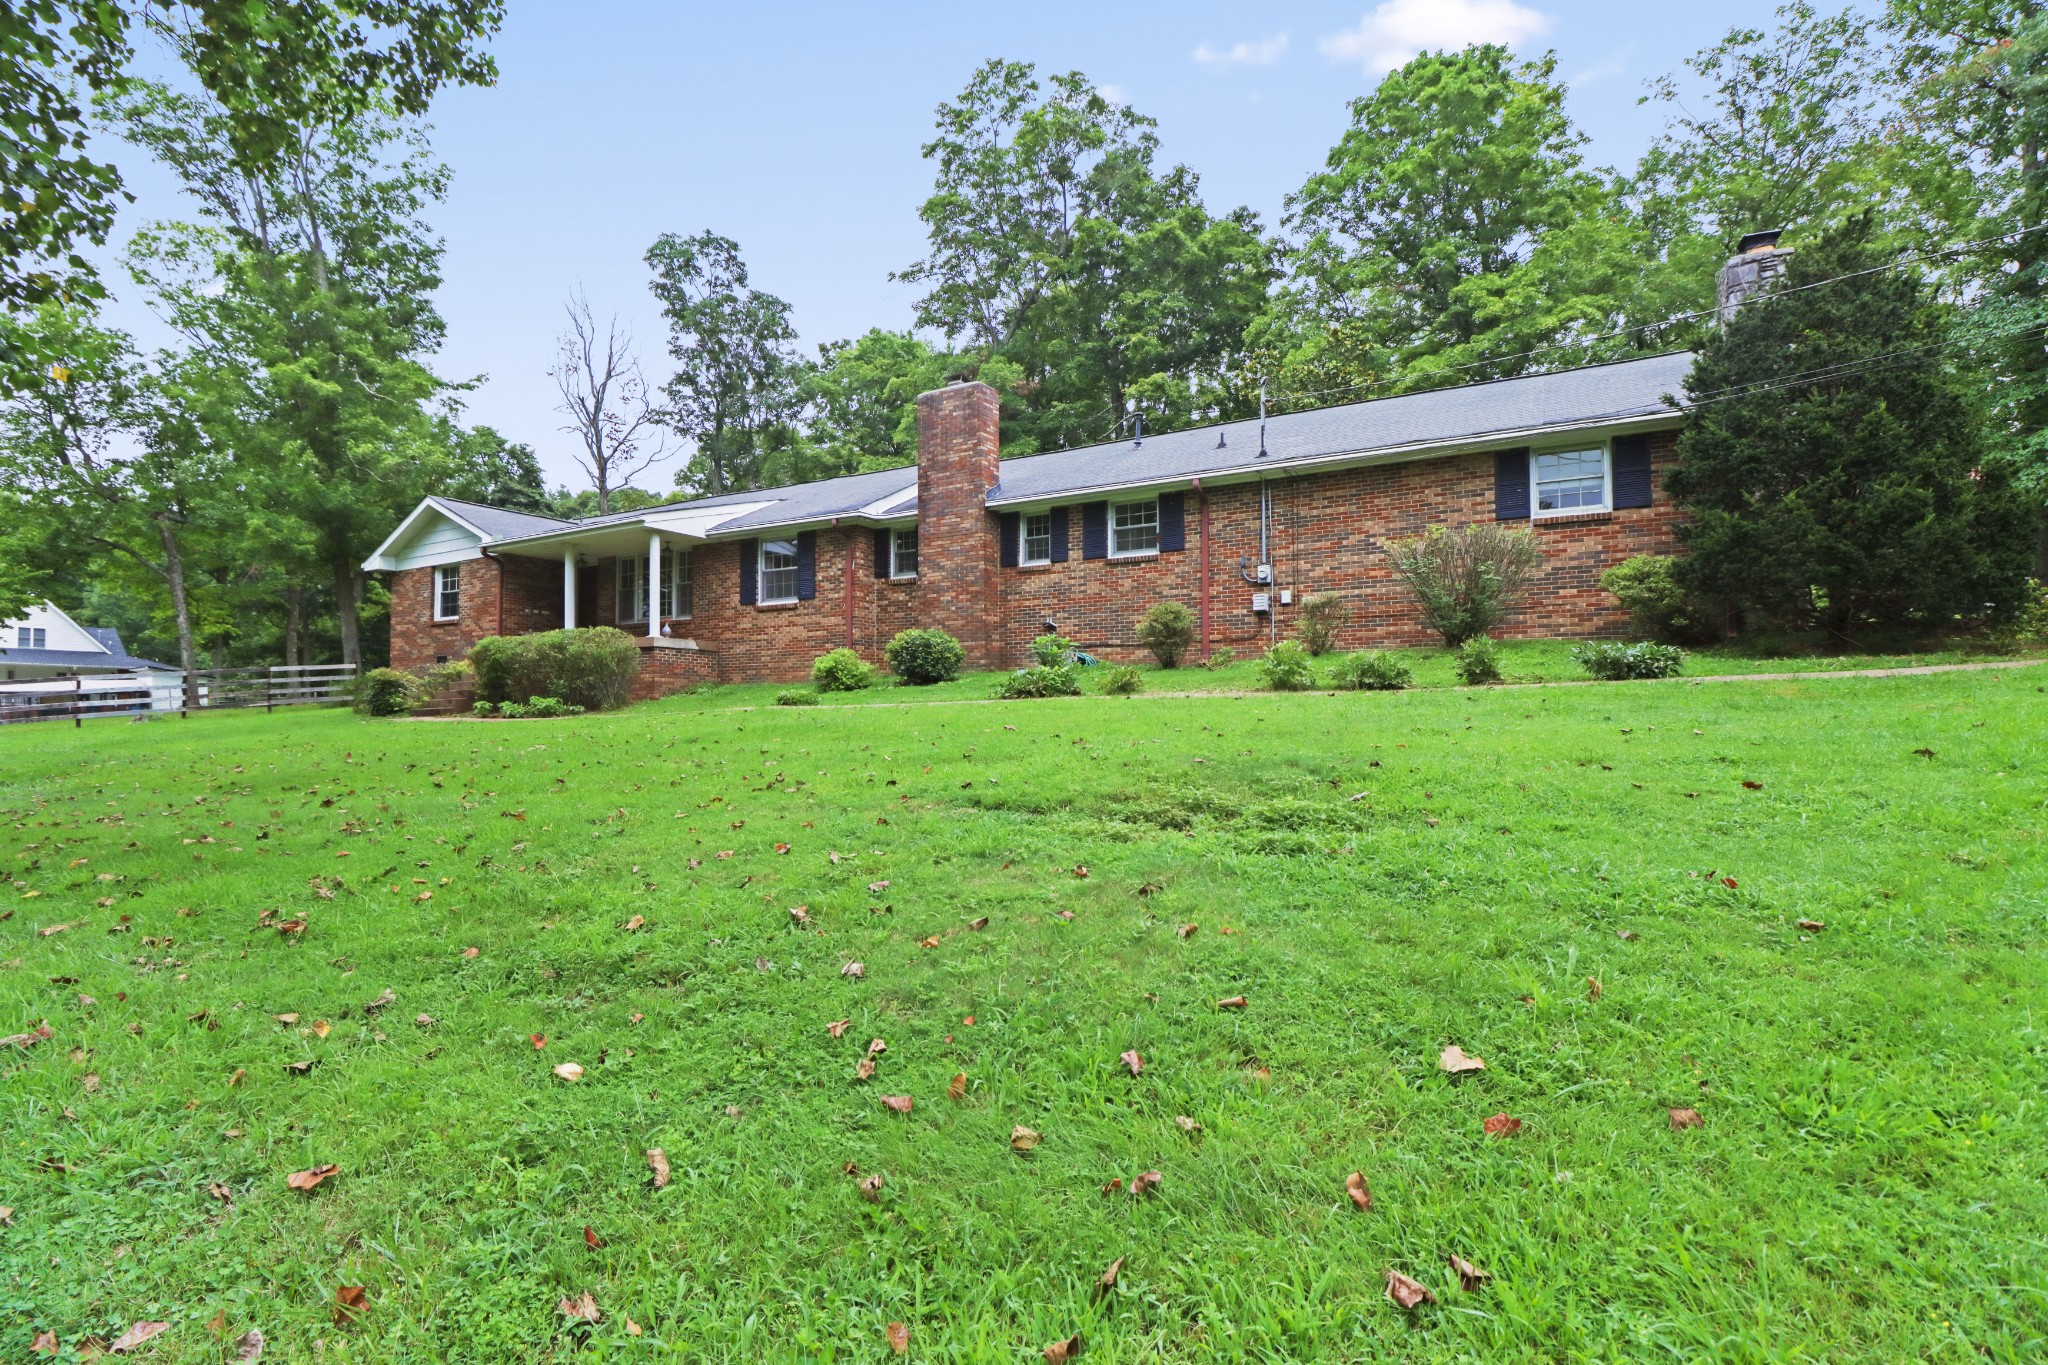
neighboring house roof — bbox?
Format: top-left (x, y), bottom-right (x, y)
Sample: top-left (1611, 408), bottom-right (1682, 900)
top-left (83, 626), bottom-right (126, 654)
top-left (367, 351), bottom-right (1693, 567)
top-left (0, 648), bottom-right (180, 672)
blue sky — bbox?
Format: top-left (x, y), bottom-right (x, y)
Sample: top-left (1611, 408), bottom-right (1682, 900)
top-left (98, 0), bottom-right (1824, 489)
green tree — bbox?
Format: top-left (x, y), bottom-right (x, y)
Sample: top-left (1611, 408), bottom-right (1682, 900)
top-left (1667, 214), bottom-right (2032, 635)
top-left (898, 60), bottom-right (1274, 452)
top-left (802, 330), bottom-right (955, 474)
top-left (0, 0), bottom-right (500, 329)
top-left (645, 231), bottom-right (804, 495)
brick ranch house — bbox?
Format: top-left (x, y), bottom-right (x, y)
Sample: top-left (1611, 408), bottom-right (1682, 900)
top-left (365, 349), bottom-right (1695, 695)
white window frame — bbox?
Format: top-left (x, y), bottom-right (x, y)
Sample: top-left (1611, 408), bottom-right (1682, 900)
top-left (890, 527), bottom-right (919, 580)
top-left (433, 564), bottom-right (461, 622)
top-left (1530, 443), bottom-right (1612, 519)
top-left (1021, 512), bottom-right (1053, 566)
top-left (1110, 498), bottom-right (1160, 559)
top-left (664, 549), bottom-right (693, 620)
top-left (759, 540), bottom-right (800, 605)
top-left (615, 556), bottom-right (648, 624)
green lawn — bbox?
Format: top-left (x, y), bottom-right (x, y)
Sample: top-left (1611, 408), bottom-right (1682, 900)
top-left (3, 666), bottom-right (2045, 1362)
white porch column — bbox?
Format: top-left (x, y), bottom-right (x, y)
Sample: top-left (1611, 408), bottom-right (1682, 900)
top-left (647, 531), bottom-right (663, 636)
top-left (562, 548), bottom-right (577, 628)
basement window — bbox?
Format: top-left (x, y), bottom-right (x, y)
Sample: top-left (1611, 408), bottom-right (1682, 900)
top-left (433, 564), bottom-right (461, 622)
top-left (891, 527), bottom-right (919, 579)
top-left (1533, 447), bottom-right (1609, 517)
top-left (760, 540), bottom-right (800, 604)
top-left (1110, 499), bottom-right (1160, 558)
top-left (1021, 512), bottom-right (1052, 566)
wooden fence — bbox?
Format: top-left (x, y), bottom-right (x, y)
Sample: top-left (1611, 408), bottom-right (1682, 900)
top-left (0, 664), bottom-right (359, 727)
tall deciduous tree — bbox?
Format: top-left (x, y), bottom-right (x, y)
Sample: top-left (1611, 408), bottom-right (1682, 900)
top-left (551, 294), bottom-right (669, 513)
top-left (1667, 214), bottom-right (2032, 634)
top-left (802, 330), bottom-right (957, 475)
top-left (645, 231), bottom-right (803, 495)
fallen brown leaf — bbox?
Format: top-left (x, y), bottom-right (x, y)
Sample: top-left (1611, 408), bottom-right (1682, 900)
top-left (583, 1224), bottom-right (603, 1249)
top-left (0, 1205), bottom-right (12, 1225)
top-left (624, 1317), bottom-right (642, 1337)
top-left (1741, 779), bottom-right (1764, 790)
top-left (461, 946), bottom-right (480, 958)
top-left (1176, 923), bottom-right (1197, 938)
top-left (1120, 1049), bottom-right (1143, 1076)
top-left (947, 1073), bottom-right (966, 1101)
top-left (858, 1171), bottom-right (885, 1202)
top-left (1669, 1107), bottom-right (1705, 1130)
top-left (1796, 918), bottom-right (1825, 932)
top-left (1216, 995), bottom-right (1247, 1010)
top-left (286, 1163), bottom-right (339, 1192)
top-left (826, 1018), bottom-right (850, 1038)
top-left (1439, 1044), bottom-right (1485, 1075)
top-left (530, 1033), bottom-right (547, 1049)
top-left (1100, 1177), bottom-right (1123, 1194)
top-left (1384, 1268), bottom-right (1435, 1309)
top-left (110, 1320), bottom-right (172, 1352)
top-left (553, 1062), bottom-right (585, 1082)
top-left (1010, 1125), bottom-right (1041, 1152)
top-left (1448, 1253), bottom-right (1491, 1291)
top-left (362, 989), bottom-right (394, 1016)
top-left (228, 1068), bottom-right (247, 1086)
top-left (206, 1182), bottom-right (233, 1204)
top-left (273, 1013), bottom-right (299, 1026)
top-left (1586, 976), bottom-right (1603, 1001)
top-left (646, 1147), bottom-right (670, 1188)
top-left (284, 1058), bottom-right (318, 1075)
top-left (1345, 1171), bottom-right (1372, 1211)
top-left (1482, 1114), bottom-right (1522, 1138)
top-left (881, 1094), bottom-right (913, 1114)
top-left (1097, 1256), bottom-right (1124, 1297)
top-left (1131, 1170), bottom-right (1162, 1198)
top-left (414, 1013), bottom-right (436, 1028)
top-left (868, 1037), bottom-right (888, 1056)
top-left (841, 961), bottom-right (865, 980)
top-left (333, 1285), bottom-right (366, 1326)
top-left (1174, 1115), bottom-right (1202, 1134)
top-left (1072, 865), bottom-right (1089, 878)
top-left (854, 1057), bottom-right (876, 1081)
top-left (886, 1321), bottom-right (909, 1355)
top-left (32, 1330), bottom-right (57, 1354)
top-left (310, 1020), bottom-right (331, 1039)
top-left (558, 1290), bottom-right (601, 1323)
top-left (231, 1328), bottom-right (264, 1361)
top-left (786, 907), bottom-right (809, 927)
top-left (967, 916), bottom-right (988, 930)
top-left (1044, 1334), bottom-right (1084, 1363)
top-left (623, 915), bottom-right (647, 932)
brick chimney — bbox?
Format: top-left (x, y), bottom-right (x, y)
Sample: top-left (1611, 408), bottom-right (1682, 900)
top-left (914, 381), bottom-right (1002, 669)
top-left (1716, 228), bottom-right (1790, 327)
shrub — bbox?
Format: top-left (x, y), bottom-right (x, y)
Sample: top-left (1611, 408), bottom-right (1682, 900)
top-left (1328, 650), bottom-right (1412, 691)
top-left (1099, 664), bottom-right (1143, 695)
top-left (1029, 633), bottom-right (1075, 667)
top-left (811, 647), bottom-right (876, 692)
top-left (885, 628), bottom-right (965, 685)
top-left (1134, 602), bottom-right (1197, 667)
top-left (522, 695), bottom-right (586, 718)
top-left (1600, 555), bottom-right (1707, 643)
top-left (496, 701), bottom-right (531, 719)
top-left (355, 667), bottom-right (420, 717)
top-left (469, 627), bottom-right (639, 711)
top-left (774, 688), bottom-right (819, 706)
top-left (994, 664), bottom-right (1081, 699)
top-left (1256, 640), bottom-right (1316, 691)
top-left (1202, 647), bottom-right (1235, 671)
top-left (1296, 592), bottom-right (1349, 655)
top-left (1988, 577), bottom-right (2048, 648)
top-left (1453, 636), bottom-right (1503, 686)
top-left (1387, 524), bottom-right (1541, 645)
top-left (1570, 641), bottom-right (1687, 680)
top-left (472, 700), bottom-right (498, 718)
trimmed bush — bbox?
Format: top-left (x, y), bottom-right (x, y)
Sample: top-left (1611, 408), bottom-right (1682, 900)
top-left (1256, 640), bottom-right (1316, 691)
top-left (469, 627), bottom-right (639, 711)
top-left (1600, 555), bottom-right (1708, 643)
top-left (355, 668), bottom-right (420, 717)
top-left (1328, 650), bottom-right (1412, 691)
top-left (1387, 524), bottom-right (1541, 645)
top-left (1135, 602), bottom-right (1197, 668)
top-left (1453, 636), bottom-right (1503, 686)
top-left (472, 700), bottom-right (498, 718)
top-left (1296, 592), bottom-right (1349, 655)
top-left (1029, 633), bottom-right (1075, 667)
top-left (1202, 647), bottom-right (1235, 671)
top-left (774, 688), bottom-right (820, 706)
top-left (994, 664), bottom-right (1081, 699)
top-left (885, 628), bottom-right (965, 685)
top-left (523, 695), bottom-right (585, 718)
top-left (1099, 664), bottom-right (1143, 695)
top-left (811, 648), bottom-right (876, 692)
top-left (496, 701), bottom-right (531, 719)
top-left (1571, 641), bottom-right (1687, 680)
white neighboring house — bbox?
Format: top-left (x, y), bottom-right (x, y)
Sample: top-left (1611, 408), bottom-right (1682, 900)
top-left (0, 601), bottom-right (184, 710)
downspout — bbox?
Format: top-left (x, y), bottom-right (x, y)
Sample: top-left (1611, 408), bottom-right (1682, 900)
top-left (834, 518), bottom-right (855, 648)
top-left (1192, 478), bottom-right (1211, 658)
top-left (479, 547), bottom-right (506, 636)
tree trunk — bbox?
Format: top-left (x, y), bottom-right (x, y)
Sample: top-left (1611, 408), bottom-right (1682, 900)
top-left (157, 516), bottom-right (198, 708)
top-left (284, 583), bottom-right (303, 667)
top-left (334, 560), bottom-right (362, 668)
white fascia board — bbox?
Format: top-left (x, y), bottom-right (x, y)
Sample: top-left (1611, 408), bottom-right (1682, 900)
top-left (645, 501), bottom-right (777, 538)
top-left (360, 498), bottom-right (488, 571)
top-left (982, 412), bottom-right (1683, 510)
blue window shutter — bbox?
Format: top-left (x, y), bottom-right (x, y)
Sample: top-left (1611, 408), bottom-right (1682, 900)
top-left (1049, 506), bottom-right (1069, 562)
top-left (1081, 502), bottom-right (1108, 559)
top-left (1611, 435), bottom-right (1653, 509)
top-left (999, 512), bottom-right (1019, 568)
top-left (1159, 491), bottom-right (1186, 552)
top-left (1494, 449), bottom-right (1531, 520)
top-left (796, 531), bottom-right (817, 601)
top-left (738, 539), bottom-right (757, 605)
top-left (872, 528), bottom-right (890, 578)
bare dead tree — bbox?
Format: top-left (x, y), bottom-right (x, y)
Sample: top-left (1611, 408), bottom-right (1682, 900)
top-left (551, 292), bottom-right (670, 513)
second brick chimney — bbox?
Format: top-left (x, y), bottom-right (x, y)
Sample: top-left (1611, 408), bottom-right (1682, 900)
top-left (914, 380), bottom-right (1003, 670)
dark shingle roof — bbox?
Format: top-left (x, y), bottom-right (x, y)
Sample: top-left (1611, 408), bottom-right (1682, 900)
top-left (0, 647), bottom-right (179, 672)
top-left (83, 626), bottom-right (125, 654)
top-left (434, 498), bottom-right (573, 541)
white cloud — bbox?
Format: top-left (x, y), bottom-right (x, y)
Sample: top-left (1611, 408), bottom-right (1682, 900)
top-left (1320, 0), bottom-right (1552, 74)
top-left (1098, 82), bottom-right (1130, 106)
top-left (1192, 32), bottom-right (1289, 68)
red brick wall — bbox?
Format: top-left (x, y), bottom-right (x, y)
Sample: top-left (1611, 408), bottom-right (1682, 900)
top-left (915, 383), bottom-right (1003, 670)
top-left (390, 555), bottom-right (567, 674)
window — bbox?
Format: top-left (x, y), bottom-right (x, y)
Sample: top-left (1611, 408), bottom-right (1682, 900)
top-left (1021, 512), bottom-right (1053, 565)
top-left (890, 527), bottom-right (919, 579)
top-left (615, 556), bottom-right (647, 624)
top-left (1533, 448), bottom-right (1608, 516)
top-left (664, 550), bottom-right (693, 620)
top-left (433, 565), bottom-right (461, 621)
top-left (760, 540), bottom-right (799, 604)
top-left (1110, 499), bottom-right (1160, 558)
top-left (16, 627), bottom-right (48, 649)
